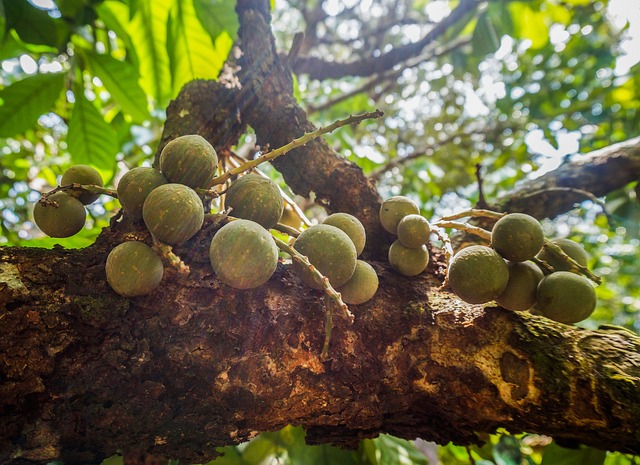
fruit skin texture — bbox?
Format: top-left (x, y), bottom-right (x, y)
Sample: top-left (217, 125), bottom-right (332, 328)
top-left (209, 219), bottom-right (278, 289)
top-left (336, 260), bottom-right (379, 305)
top-left (117, 167), bottom-right (168, 220)
top-left (448, 245), bottom-right (509, 304)
top-left (142, 183), bottom-right (204, 245)
top-left (536, 271), bottom-right (596, 324)
top-left (496, 261), bottom-right (544, 311)
top-left (225, 173), bottom-right (284, 229)
top-left (491, 213), bottom-right (544, 262)
top-left (160, 134), bottom-right (218, 188)
top-left (33, 192), bottom-right (86, 238)
top-left (388, 240), bottom-right (429, 277)
top-left (106, 241), bottom-right (164, 297)
top-left (322, 212), bottom-right (366, 256)
top-left (379, 196), bottom-right (420, 234)
top-left (61, 164), bottom-right (104, 205)
top-left (537, 238), bottom-right (589, 272)
top-left (293, 224), bottom-right (357, 290)
top-left (397, 214), bottom-right (431, 249)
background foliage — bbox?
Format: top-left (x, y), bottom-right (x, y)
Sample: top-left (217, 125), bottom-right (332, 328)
top-left (1, 0), bottom-right (638, 464)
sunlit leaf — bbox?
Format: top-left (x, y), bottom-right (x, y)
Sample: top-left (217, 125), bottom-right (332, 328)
top-left (127, 0), bottom-right (172, 105)
top-left (67, 85), bottom-right (119, 175)
top-left (193, 0), bottom-right (238, 41)
top-left (167, 0), bottom-right (231, 96)
top-left (0, 1), bottom-right (6, 41)
top-left (86, 52), bottom-right (150, 122)
top-left (370, 434), bottom-right (430, 465)
top-left (508, 2), bottom-right (549, 49)
top-left (4, 0), bottom-right (68, 48)
top-left (541, 443), bottom-right (606, 465)
top-left (472, 11), bottom-right (500, 56)
top-left (0, 72), bottom-right (65, 137)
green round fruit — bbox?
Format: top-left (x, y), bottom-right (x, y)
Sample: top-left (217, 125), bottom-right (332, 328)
top-left (379, 196), bottom-right (420, 234)
top-left (117, 167), bottom-right (168, 220)
top-left (293, 224), bottom-right (357, 290)
top-left (142, 183), bottom-right (204, 245)
top-left (397, 214), bottom-right (431, 249)
top-left (388, 240), bottom-right (429, 276)
top-left (536, 271), bottom-right (596, 324)
top-left (225, 173), bottom-right (284, 229)
top-left (209, 219), bottom-right (278, 289)
top-left (159, 134), bottom-right (218, 188)
top-left (491, 213), bottom-right (544, 262)
top-left (336, 260), bottom-right (379, 305)
top-left (61, 165), bottom-right (104, 205)
top-left (448, 245), bottom-right (509, 304)
top-left (537, 238), bottom-right (589, 272)
top-left (106, 241), bottom-right (164, 297)
top-left (33, 192), bottom-right (86, 238)
top-left (496, 261), bottom-right (544, 311)
top-left (322, 212), bottom-right (366, 256)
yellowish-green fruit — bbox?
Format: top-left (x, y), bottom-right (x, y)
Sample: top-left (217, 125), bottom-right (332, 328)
top-left (537, 238), bottom-right (589, 272)
top-left (397, 214), bottom-right (431, 249)
top-left (106, 241), bottom-right (163, 297)
top-left (496, 261), bottom-right (544, 311)
top-left (117, 167), bottom-right (168, 220)
top-left (209, 219), bottom-right (278, 289)
top-left (225, 173), bottom-right (284, 229)
top-left (388, 240), bottom-right (429, 276)
top-left (33, 192), bottom-right (86, 238)
top-left (336, 260), bottom-right (379, 305)
top-left (142, 184), bottom-right (204, 245)
top-left (61, 165), bottom-right (104, 205)
top-left (322, 212), bottom-right (366, 256)
top-left (491, 213), bottom-right (544, 262)
top-left (448, 245), bottom-right (509, 304)
top-left (536, 271), bottom-right (596, 324)
top-left (293, 224), bottom-right (357, 290)
top-left (379, 196), bottom-right (420, 234)
top-left (159, 134), bottom-right (218, 188)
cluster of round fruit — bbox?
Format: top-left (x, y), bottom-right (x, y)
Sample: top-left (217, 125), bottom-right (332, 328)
top-left (447, 213), bottom-right (596, 324)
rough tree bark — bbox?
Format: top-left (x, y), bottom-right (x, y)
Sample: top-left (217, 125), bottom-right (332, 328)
top-left (1, 1), bottom-right (640, 465)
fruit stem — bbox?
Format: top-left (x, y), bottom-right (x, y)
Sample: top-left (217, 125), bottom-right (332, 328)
top-left (431, 226), bottom-right (455, 287)
top-left (541, 239), bottom-right (602, 284)
top-left (208, 109), bottom-right (384, 187)
top-left (432, 220), bottom-right (492, 242)
top-left (274, 222), bottom-right (301, 238)
top-left (152, 239), bottom-right (190, 275)
top-left (41, 183), bottom-right (118, 201)
top-left (272, 236), bottom-right (352, 359)
top-left (438, 209), bottom-right (506, 222)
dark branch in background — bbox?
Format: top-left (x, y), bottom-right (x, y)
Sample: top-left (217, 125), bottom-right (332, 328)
top-left (293, 0), bottom-right (484, 80)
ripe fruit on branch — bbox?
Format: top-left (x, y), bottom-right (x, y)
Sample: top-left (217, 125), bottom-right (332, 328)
top-left (448, 245), bottom-right (509, 304)
top-left (336, 260), bottom-right (379, 304)
top-left (491, 213), bottom-right (544, 262)
top-left (496, 261), bottom-right (544, 311)
top-left (117, 167), bottom-right (168, 220)
top-left (536, 271), bottom-right (596, 324)
top-left (33, 192), bottom-right (86, 238)
top-left (209, 219), bottom-right (278, 289)
top-left (379, 196), bottom-right (420, 234)
top-left (61, 164), bottom-right (104, 205)
top-left (388, 240), bottom-right (429, 277)
top-left (225, 173), bottom-right (284, 229)
top-left (105, 241), bottom-right (164, 297)
top-left (537, 238), bottom-right (589, 272)
top-left (293, 224), bottom-right (357, 290)
top-left (322, 212), bottom-right (366, 256)
top-left (397, 214), bottom-right (431, 249)
top-left (159, 134), bottom-right (218, 188)
top-left (142, 183), bottom-right (204, 245)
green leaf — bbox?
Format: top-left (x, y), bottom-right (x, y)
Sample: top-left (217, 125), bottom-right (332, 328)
top-left (127, 0), bottom-right (172, 105)
top-left (86, 52), bottom-right (150, 122)
top-left (193, 0), bottom-right (238, 41)
top-left (167, 0), bottom-right (231, 96)
top-left (0, 72), bottom-right (65, 137)
top-left (4, 0), bottom-right (68, 48)
top-left (67, 85), bottom-right (118, 175)
top-left (0, 0), bottom-right (6, 42)
top-left (472, 11), bottom-right (500, 56)
top-left (541, 443), bottom-right (606, 465)
top-left (371, 434), bottom-right (430, 465)
top-left (508, 2), bottom-right (549, 50)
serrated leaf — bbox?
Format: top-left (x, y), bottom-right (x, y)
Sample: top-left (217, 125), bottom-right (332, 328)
top-left (472, 11), bottom-right (500, 56)
top-left (0, 72), bottom-right (65, 137)
top-left (67, 87), bottom-right (118, 175)
top-left (167, 0), bottom-right (231, 95)
top-left (86, 52), bottom-right (150, 122)
top-left (127, 0), bottom-right (171, 105)
top-left (541, 443), bottom-right (606, 465)
top-left (193, 0), bottom-right (238, 41)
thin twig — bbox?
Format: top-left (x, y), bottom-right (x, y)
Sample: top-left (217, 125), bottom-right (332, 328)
top-left (438, 208), bottom-right (505, 222)
top-left (431, 220), bottom-right (492, 242)
top-left (542, 239), bottom-right (602, 284)
top-left (431, 226), bottom-right (454, 288)
top-left (517, 187), bottom-right (611, 225)
top-left (40, 183), bottom-right (118, 202)
top-left (274, 223), bottom-right (301, 238)
top-left (475, 163), bottom-right (489, 209)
